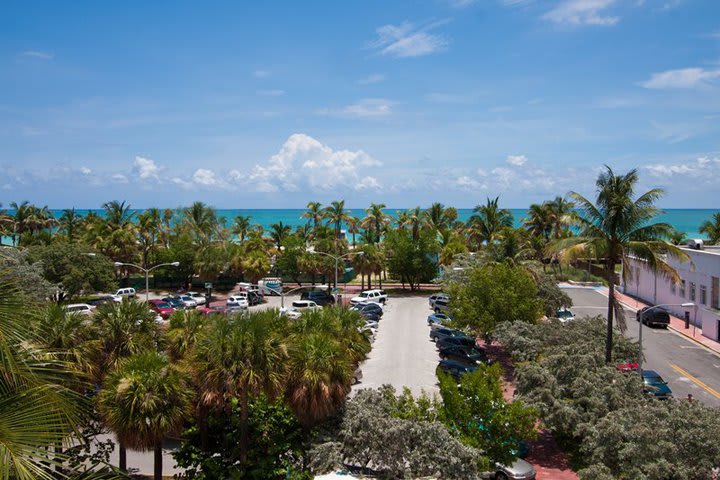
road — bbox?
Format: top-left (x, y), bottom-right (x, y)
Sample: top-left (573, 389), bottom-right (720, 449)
top-left (566, 287), bottom-right (720, 407)
top-left (352, 295), bottom-right (440, 397)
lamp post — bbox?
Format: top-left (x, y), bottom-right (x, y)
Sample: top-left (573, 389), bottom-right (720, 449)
top-left (113, 261), bottom-right (180, 302)
top-left (638, 302), bottom-right (695, 374)
top-left (307, 250), bottom-right (364, 304)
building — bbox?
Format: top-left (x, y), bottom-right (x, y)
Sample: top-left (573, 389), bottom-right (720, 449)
top-left (621, 241), bottom-right (720, 341)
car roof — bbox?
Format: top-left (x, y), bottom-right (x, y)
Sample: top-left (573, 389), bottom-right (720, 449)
top-left (642, 370), bottom-right (662, 377)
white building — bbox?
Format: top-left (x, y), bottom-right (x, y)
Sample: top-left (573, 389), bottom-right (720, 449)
top-left (622, 241), bottom-right (720, 341)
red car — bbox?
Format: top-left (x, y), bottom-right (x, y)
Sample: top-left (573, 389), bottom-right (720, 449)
top-left (617, 362), bottom-right (639, 373)
top-left (148, 299), bottom-right (175, 319)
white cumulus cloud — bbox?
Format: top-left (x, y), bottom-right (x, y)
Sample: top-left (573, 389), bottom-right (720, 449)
top-left (193, 169), bottom-right (220, 186)
top-left (645, 156), bottom-right (720, 178)
top-left (371, 21), bottom-right (449, 58)
top-left (80, 167), bottom-right (92, 175)
top-left (133, 156), bottom-right (160, 180)
top-left (248, 133), bottom-right (383, 193)
top-left (507, 154), bottom-right (528, 166)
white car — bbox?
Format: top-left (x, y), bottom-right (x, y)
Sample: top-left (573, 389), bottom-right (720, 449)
top-left (349, 289), bottom-right (388, 306)
top-left (226, 295), bottom-right (249, 310)
top-left (187, 291), bottom-right (207, 302)
top-left (63, 303), bottom-right (94, 315)
top-left (178, 295), bottom-right (198, 308)
top-left (556, 308), bottom-right (576, 324)
top-left (115, 287), bottom-right (136, 298)
top-left (281, 300), bottom-right (321, 319)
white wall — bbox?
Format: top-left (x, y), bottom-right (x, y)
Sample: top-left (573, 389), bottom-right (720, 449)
top-left (622, 247), bottom-right (720, 341)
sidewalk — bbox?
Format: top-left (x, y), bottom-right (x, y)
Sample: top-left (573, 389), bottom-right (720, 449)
top-left (597, 287), bottom-right (720, 356)
top-left (485, 343), bottom-right (578, 480)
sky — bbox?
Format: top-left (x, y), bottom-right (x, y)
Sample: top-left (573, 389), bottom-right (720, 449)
top-left (1, 0), bottom-right (719, 209)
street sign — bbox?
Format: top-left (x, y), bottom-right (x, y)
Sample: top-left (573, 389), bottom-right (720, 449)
top-left (332, 288), bottom-right (341, 294)
top-left (204, 282), bottom-right (213, 289)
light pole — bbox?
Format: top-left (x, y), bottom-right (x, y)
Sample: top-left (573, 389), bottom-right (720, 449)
top-left (307, 250), bottom-right (364, 303)
top-left (638, 302), bottom-right (695, 374)
top-left (113, 261), bottom-right (180, 302)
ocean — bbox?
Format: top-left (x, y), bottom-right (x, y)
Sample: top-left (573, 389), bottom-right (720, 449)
top-left (23, 208), bottom-right (720, 240)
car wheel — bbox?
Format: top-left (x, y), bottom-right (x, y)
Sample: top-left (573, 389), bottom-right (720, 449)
top-left (495, 473), bottom-right (509, 480)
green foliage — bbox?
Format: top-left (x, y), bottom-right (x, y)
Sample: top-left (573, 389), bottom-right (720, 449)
top-left (157, 233), bottom-right (196, 286)
top-left (447, 262), bottom-right (543, 334)
top-left (276, 235), bottom-right (306, 284)
top-left (309, 386), bottom-right (485, 479)
top-left (534, 272), bottom-right (573, 316)
top-left (27, 242), bottom-right (117, 301)
top-left (438, 364), bottom-right (537, 466)
top-left (384, 228), bottom-right (439, 290)
top-left (0, 248), bottom-right (54, 299)
top-left (174, 395), bottom-right (309, 480)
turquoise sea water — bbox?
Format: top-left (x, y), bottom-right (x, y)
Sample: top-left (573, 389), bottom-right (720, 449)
top-left (22, 208), bottom-right (720, 240)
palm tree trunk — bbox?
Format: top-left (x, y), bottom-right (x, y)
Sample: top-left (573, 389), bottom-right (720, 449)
top-left (154, 444), bottom-right (163, 480)
top-left (119, 442), bottom-right (127, 472)
top-left (378, 270), bottom-right (383, 289)
top-left (605, 260), bottom-right (616, 364)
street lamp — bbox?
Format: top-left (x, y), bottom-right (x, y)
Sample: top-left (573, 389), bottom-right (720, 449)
top-left (113, 261), bottom-right (180, 302)
top-left (638, 302), bottom-right (695, 374)
top-left (307, 250), bottom-right (364, 303)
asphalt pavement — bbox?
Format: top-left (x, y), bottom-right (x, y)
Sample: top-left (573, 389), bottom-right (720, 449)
top-left (566, 287), bottom-right (720, 407)
top-left (352, 295), bottom-right (440, 397)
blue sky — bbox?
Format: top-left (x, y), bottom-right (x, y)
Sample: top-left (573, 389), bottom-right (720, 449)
top-left (1, 0), bottom-right (719, 209)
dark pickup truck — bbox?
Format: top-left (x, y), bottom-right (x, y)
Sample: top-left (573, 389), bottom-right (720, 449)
top-left (636, 306), bottom-right (670, 328)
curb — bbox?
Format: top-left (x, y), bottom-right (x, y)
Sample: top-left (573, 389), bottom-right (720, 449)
top-left (667, 324), bottom-right (720, 355)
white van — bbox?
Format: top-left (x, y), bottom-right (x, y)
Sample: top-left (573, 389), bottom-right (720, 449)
top-left (63, 303), bottom-right (94, 315)
top-left (115, 287), bottom-right (136, 298)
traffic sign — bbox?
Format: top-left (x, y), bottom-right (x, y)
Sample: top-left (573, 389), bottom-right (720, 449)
top-left (204, 282), bottom-right (213, 289)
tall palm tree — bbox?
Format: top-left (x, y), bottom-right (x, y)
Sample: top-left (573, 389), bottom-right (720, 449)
top-left (467, 197), bottom-right (514, 247)
top-left (269, 221), bottom-right (291, 249)
top-left (301, 201), bottom-right (324, 234)
top-left (346, 216), bottom-right (360, 248)
top-left (102, 200), bottom-right (135, 230)
top-left (137, 208), bottom-right (162, 269)
top-left (9, 200), bottom-right (31, 246)
top-left (556, 166), bottom-right (688, 363)
top-left (323, 200), bottom-right (350, 239)
top-left (402, 207), bottom-right (423, 242)
top-left (232, 215), bottom-right (252, 243)
top-left (193, 312), bottom-right (287, 464)
top-left (362, 203), bottom-right (387, 244)
top-left (98, 351), bottom-right (192, 478)
top-left (395, 210), bottom-right (409, 230)
top-left (182, 201), bottom-right (218, 244)
top-left (523, 203), bottom-right (553, 241)
top-left (58, 208), bottom-right (83, 241)
top-left (546, 196), bottom-right (575, 239)
top-left (700, 212), bottom-right (720, 245)
top-left (423, 202), bottom-right (458, 234)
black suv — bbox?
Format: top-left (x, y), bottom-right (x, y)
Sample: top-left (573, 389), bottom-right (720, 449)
top-left (636, 306), bottom-right (670, 328)
top-left (301, 289), bottom-right (336, 306)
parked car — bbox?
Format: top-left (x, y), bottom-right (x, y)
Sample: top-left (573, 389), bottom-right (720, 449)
top-left (437, 336), bottom-right (479, 350)
top-left (493, 458), bottom-right (537, 480)
top-left (430, 327), bottom-right (473, 343)
top-left (642, 370), bottom-right (672, 400)
top-left (351, 302), bottom-right (384, 317)
top-left (636, 306), bottom-right (670, 328)
top-left (177, 294), bottom-right (198, 308)
top-left (115, 287), bottom-right (136, 298)
top-left (556, 308), bottom-right (576, 323)
top-left (282, 300), bottom-right (322, 319)
top-left (148, 299), bottom-right (174, 319)
top-left (617, 362), bottom-right (640, 373)
top-left (301, 289), bottom-right (336, 306)
top-left (428, 293), bottom-right (449, 308)
top-left (349, 289), bottom-right (387, 306)
top-left (186, 291), bottom-right (208, 303)
top-left (433, 298), bottom-right (450, 313)
top-left (196, 305), bottom-right (230, 316)
top-left (63, 303), bottom-right (94, 315)
top-left (438, 344), bottom-right (489, 365)
top-left (226, 295), bottom-right (249, 310)
top-left (162, 297), bottom-right (186, 310)
top-left (428, 312), bottom-right (452, 326)
top-left (87, 294), bottom-right (121, 306)
top-left (360, 311), bottom-right (381, 323)
top-left (436, 359), bottom-right (478, 379)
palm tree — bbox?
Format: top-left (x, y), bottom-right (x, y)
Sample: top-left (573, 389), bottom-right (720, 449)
top-left (193, 311), bottom-right (287, 464)
top-left (556, 166), bottom-right (688, 363)
top-left (346, 216), bottom-right (360, 248)
top-left (323, 200), bottom-right (350, 239)
top-left (546, 196), bottom-right (575, 239)
top-left (98, 351), bottom-right (192, 478)
top-left (232, 215), bottom-right (252, 242)
top-left (85, 299), bottom-right (160, 384)
top-left (395, 210), bottom-right (409, 230)
top-left (301, 201), bottom-right (324, 234)
top-left (362, 203), bottom-right (387, 244)
top-left (700, 212), bottom-right (720, 245)
top-left (269, 221), bottom-right (291, 249)
top-left (423, 202), bottom-right (457, 234)
top-left (182, 201), bottom-right (218, 244)
top-left (102, 200), bottom-right (135, 229)
top-left (402, 207), bottom-right (423, 242)
top-left (523, 203), bottom-right (553, 241)
top-left (467, 197), bottom-right (514, 247)
top-left (137, 208), bottom-right (162, 269)
top-left (58, 208), bottom-right (83, 241)
top-left (9, 200), bottom-right (31, 245)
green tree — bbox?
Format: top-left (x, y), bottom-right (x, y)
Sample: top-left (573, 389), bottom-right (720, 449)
top-left (323, 200), bottom-right (350, 239)
top-left (557, 166), bottom-right (688, 363)
top-left (699, 212), bottom-right (720, 244)
top-left (58, 207), bottom-right (83, 241)
top-left (98, 351), bottom-right (192, 478)
top-left (467, 196), bottom-right (514, 247)
top-left (269, 221), bottom-right (292, 249)
top-left (384, 229), bottom-right (439, 291)
top-left (439, 364), bottom-right (537, 466)
top-left (446, 262), bottom-right (542, 335)
top-left (276, 236), bottom-right (306, 286)
top-left (232, 215), bottom-right (252, 242)
top-left (301, 201), bottom-right (323, 234)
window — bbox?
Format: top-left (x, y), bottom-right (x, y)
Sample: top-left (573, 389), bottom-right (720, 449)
top-left (690, 282), bottom-right (696, 302)
top-left (671, 282), bottom-right (676, 295)
top-left (701, 285), bottom-right (707, 305)
top-left (680, 280), bottom-right (686, 298)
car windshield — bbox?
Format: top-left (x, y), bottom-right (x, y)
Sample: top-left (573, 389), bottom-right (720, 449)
top-left (156, 302), bottom-right (171, 309)
top-left (644, 375), bottom-right (665, 385)
top-left (557, 310), bottom-right (573, 318)
top-left (359, 292), bottom-right (370, 298)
